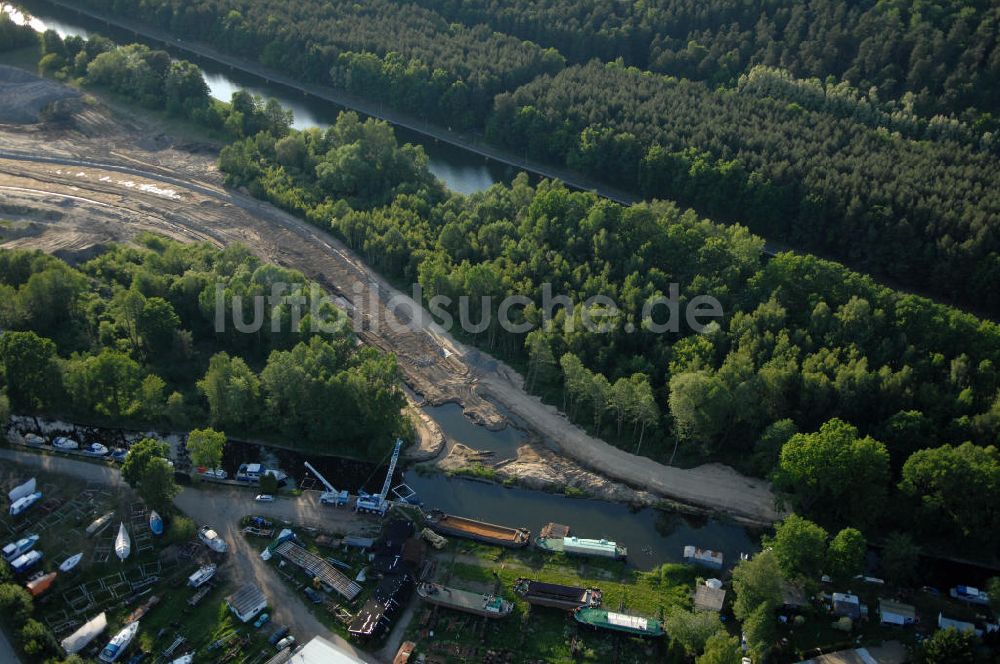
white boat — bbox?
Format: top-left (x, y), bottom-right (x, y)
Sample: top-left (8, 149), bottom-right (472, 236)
top-left (3, 534), bottom-right (39, 562)
top-left (10, 549), bottom-right (43, 573)
top-left (8, 477), bottom-right (36, 503)
top-left (53, 436), bottom-right (80, 451)
top-left (9, 491), bottom-right (43, 516)
top-left (950, 586), bottom-right (990, 606)
top-left (236, 463), bottom-right (287, 483)
top-left (98, 620), bottom-right (138, 663)
top-left (197, 467), bottom-right (228, 480)
top-left (683, 545), bottom-right (724, 569)
top-left (114, 523), bottom-right (131, 561)
top-left (87, 511), bottom-right (115, 536)
top-left (60, 552), bottom-right (84, 572)
top-left (61, 611), bottom-right (107, 654)
top-left (187, 564), bottom-right (217, 588)
top-left (83, 442), bottom-right (110, 456)
top-left (198, 526), bottom-right (228, 553)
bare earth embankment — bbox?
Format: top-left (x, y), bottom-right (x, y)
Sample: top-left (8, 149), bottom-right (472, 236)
top-left (0, 80), bottom-right (781, 524)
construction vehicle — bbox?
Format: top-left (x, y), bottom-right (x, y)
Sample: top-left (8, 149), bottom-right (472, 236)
top-left (304, 461), bottom-right (349, 507)
top-left (355, 439), bottom-right (403, 516)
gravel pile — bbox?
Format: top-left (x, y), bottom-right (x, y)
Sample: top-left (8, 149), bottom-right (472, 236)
top-left (0, 65), bottom-right (80, 123)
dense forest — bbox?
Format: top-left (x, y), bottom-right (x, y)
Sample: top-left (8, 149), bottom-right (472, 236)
top-left (488, 61), bottom-right (1000, 314)
top-left (71, 0), bottom-right (565, 128)
top-left (0, 238), bottom-right (405, 459)
top-left (66, 0), bottom-right (1000, 318)
top-left (219, 111), bottom-right (1000, 554)
top-left (412, 0), bottom-right (1000, 121)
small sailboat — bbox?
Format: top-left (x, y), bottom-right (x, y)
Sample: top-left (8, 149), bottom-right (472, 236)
top-left (98, 621), bottom-right (139, 663)
top-left (3, 533), bottom-right (39, 562)
top-left (60, 552), bottom-right (84, 572)
top-left (114, 523), bottom-right (131, 561)
top-left (26, 571), bottom-right (57, 596)
top-left (149, 511), bottom-right (164, 536)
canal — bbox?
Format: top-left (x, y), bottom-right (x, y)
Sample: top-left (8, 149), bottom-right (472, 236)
top-left (3, 0), bottom-right (518, 195)
top-left (1, 0), bottom-right (768, 573)
top-left (4, 1), bottom-right (997, 587)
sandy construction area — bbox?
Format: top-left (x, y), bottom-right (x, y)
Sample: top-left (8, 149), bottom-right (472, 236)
top-left (0, 90), bottom-right (781, 524)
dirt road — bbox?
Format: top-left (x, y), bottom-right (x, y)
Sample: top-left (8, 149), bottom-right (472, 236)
top-left (0, 447), bottom-right (382, 662)
top-left (0, 106), bottom-right (781, 523)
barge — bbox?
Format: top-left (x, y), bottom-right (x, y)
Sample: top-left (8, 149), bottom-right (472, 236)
top-left (536, 535), bottom-right (627, 560)
top-left (513, 578), bottom-right (602, 611)
top-left (683, 545), bottom-right (724, 569)
top-left (425, 510), bottom-right (529, 548)
top-left (573, 607), bottom-right (665, 638)
top-left (416, 582), bottom-right (514, 618)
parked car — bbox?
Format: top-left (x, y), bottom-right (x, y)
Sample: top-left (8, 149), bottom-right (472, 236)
top-left (268, 626), bottom-right (289, 646)
top-left (254, 494), bottom-right (275, 503)
top-left (303, 587), bottom-right (323, 604)
top-left (111, 449), bottom-right (128, 463)
top-left (275, 636), bottom-right (295, 651)
top-left (253, 612), bottom-right (270, 629)
top-left (24, 433), bottom-right (46, 447)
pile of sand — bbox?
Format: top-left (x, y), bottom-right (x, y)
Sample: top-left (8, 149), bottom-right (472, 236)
top-left (0, 65), bottom-right (80, 123)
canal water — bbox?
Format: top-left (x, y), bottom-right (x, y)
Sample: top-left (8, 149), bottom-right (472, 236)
top-left (5, 0), bottom-right (761, 574)
top-left (5, 0), bottom-right (998, 587)
top-left (4, 0), bottom-right (517, 194)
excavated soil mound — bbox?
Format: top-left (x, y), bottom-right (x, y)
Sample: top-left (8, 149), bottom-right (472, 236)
top-left (0, 65), bottom-right (80, 123)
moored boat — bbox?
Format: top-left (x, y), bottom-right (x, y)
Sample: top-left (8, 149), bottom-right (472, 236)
top-left (513, 578), bottom-right (602, 611)
top-left (950, 585), bottom-right (990, 605)
top-left (3, 533), bottom-right (39, 562)
top-left (60, 552), bottom-right (84, 572)
top-left (53, 436), bottom-right (80, 451)
top-left (416, 582), bottom-right (513, 618)
top-left (196, 467), bottom-right (228, 480)
top-left (683, 545), bottom-right (724, 569)
top-left (573, 607), bottom-right (665, 638)
top-left (114, 523), bottom-right (131, 561)
top-left (188, 564), bottom-right (217, 588)
top-left (536, 535), bottom-right (627, 560)
top-left (425, 510), bottom-right (529, 548)
top-left (26, 571), bottom-right (57, 596)
top-left (149, 511), bottom-right (164, 536)
top-left (9, 491), bottom-right (43, 516)
top-left (83, 442), bottom-right (110, 456)
top-left (236, 463), bottom-right (287, 484)
top-left (98, 621), bottom-right (139, 663)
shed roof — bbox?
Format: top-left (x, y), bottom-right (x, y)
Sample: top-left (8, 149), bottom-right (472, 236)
top-left (693, 584), bottom-right (726, 612)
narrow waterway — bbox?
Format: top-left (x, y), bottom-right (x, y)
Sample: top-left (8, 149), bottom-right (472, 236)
top-left (4, 0), bottom-right (516, 194)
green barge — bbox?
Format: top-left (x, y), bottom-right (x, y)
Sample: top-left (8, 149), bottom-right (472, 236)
top-left (573, 607), bottom-right (665, 638)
